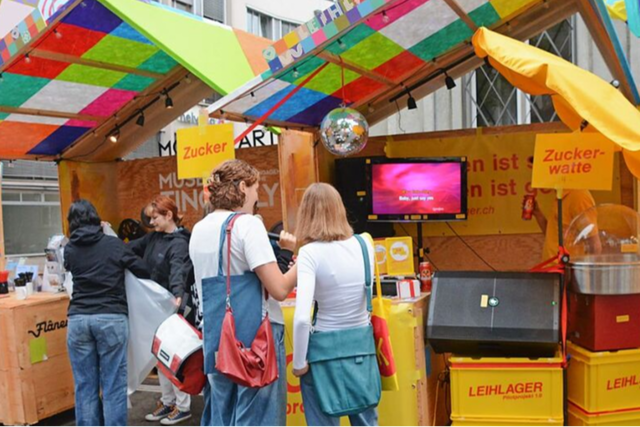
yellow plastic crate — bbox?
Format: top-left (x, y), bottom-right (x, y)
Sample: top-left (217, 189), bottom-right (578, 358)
top-left (452, 416), bottom-right (563, 426)
top-left (569, 404), bottom-right (640, 426)
top-left (450, 351), bottom-right (564, 422)
top-left (568, 342), bottom-right (640, 414)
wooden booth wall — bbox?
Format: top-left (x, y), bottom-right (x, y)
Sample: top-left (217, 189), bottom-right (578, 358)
top-left (58, 145), bottom-right (283, 235)
top-left (307, 123), bottom-right (635, 272)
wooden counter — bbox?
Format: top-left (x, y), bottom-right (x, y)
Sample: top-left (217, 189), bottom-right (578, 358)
top-left (0, 292), bottom-right (74, 425)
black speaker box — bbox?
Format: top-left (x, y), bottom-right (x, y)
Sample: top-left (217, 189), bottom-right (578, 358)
top-left (427, 271), bottom-right (560, 357)
top-left (335, 157), bottom-right (395, 238)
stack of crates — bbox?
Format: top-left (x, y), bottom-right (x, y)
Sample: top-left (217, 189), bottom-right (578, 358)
top-left (567, 342), bottom-right (640, 426)
top-left (449, 350), bottom-right (564, 426)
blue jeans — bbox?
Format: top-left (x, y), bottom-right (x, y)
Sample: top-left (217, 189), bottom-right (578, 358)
top-left (201, 322), bottom-right (286, 426)
top-left (67, 314), bottom-right (129, 426)
top-left (300, 370), bottom-right (378, 426)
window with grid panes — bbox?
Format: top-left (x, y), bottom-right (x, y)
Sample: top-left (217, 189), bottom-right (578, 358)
top-left (465, 18), bottom-right (575, 128)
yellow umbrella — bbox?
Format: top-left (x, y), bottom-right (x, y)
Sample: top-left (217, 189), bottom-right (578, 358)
top-left (472, 27), bottom-right (640, 178)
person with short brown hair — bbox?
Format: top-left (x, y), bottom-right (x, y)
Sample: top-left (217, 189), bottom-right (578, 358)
top-left (190, 159), bottom-right (297, 426)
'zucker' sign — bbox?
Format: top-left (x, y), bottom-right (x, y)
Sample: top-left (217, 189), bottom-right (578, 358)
top-left (159, 125), bottom-right (278, 157)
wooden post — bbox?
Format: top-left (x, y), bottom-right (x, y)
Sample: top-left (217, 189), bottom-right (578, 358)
top-left (0, 163), bottom-right (6, 271)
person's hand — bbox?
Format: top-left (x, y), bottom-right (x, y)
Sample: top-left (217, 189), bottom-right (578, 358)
top-left (288, 255), bottom-right (297, 270)
top-left (533, 200), bottom-right (542, 216)
top-left (175, 297), bottom-right (182, 308)
top-left (293, 364), bottom-right (309, 377)
top-left (278, 231), bottom-right (297, 252)
top-left (101, 221), bottom-right (111, 229)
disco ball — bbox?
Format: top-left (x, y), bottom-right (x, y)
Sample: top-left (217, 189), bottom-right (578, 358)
top-left (319, 107), bottom-right (369, 157)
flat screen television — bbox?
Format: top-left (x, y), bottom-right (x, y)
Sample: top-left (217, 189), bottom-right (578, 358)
top-left (367, 157), bottom-right (468, 222)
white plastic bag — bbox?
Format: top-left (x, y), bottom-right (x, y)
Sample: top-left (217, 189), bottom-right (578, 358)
top-left (125, 270), bottom-right (177, 395)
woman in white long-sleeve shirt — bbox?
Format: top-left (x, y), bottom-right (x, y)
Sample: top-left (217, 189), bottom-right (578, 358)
top-left (292, 183), bottom-right (378, 427)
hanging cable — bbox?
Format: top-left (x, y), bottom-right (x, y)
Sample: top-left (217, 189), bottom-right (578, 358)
top-left (445, 222), bottom-right (496, 271)
top-left (340, 55), bottom-right (347, 107)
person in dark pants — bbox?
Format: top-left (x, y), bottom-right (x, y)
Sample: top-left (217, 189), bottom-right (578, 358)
top-left (130, 195), bottom-right (194, 425)
top-left (64, 199), bottom-right (150, 426)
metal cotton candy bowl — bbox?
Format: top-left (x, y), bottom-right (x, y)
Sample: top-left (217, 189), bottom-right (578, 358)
top-left (565, 204), bottom-right (640, 295)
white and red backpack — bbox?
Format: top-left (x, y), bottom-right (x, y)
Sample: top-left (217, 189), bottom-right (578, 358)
top-left (152, 314), bottom-right (206, 394)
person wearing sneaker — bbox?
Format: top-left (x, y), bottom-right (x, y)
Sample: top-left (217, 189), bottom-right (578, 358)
top-left (145, 400), bottom-right (192, 425)
top-left (145, 401), bottom-right (174, 423)
top-left (133, 196), bottom-right (194, 424)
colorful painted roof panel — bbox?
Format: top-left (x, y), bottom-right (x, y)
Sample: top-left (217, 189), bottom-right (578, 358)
top-left (210, 0), bottom-right (545, 127)
top-left (0, 0), bottom-right (270, 159)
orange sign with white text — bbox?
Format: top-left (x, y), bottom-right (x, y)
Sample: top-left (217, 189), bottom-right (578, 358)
top-left (532, 132), bottom-right (614, 191)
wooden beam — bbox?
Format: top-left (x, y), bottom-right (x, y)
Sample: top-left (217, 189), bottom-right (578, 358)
top-left (30, 49), bottom-right (165, 80)
top-left (0, 106), bottom-right (104, 123)
top-left (0, 164), bottom-right (5, 271)
top-left (0, 0), bottom-right (83, 74)
top-left (316, 51), bottom-right (397, 86)
top-left (213, 110), bottom-right (317, 133)
top-left (367, 121), bottom-right (568, 143)
top-left (442, 0), bottom-right (478, 32)
top-left (365, 0), bottom-right (578, 125)
top-left (575, 0), bottom-right (636, 103)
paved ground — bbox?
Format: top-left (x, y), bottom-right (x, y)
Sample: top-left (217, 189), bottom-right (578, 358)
top-left (33, 374), bottom-right (204, 427)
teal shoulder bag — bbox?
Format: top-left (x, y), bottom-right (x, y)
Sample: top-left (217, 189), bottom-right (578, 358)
top-left (306, 234), bottom-right (382, 417)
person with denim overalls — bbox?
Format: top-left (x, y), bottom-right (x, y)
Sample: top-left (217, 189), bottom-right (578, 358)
top-left (190, 160), bottom-right (297, 426)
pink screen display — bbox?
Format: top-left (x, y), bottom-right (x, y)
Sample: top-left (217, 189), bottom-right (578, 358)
top-left (372, 163), bottom-right (462, 215)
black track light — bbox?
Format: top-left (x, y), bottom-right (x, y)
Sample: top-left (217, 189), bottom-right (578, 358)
top-left (407, 91), bottom-right (417, 110)
top-left (444, 71), bottom-right (456, 90)
top-left (165, 94), bottom-right (173, 109)
top-left (136, 111), bottom-right (145, 127)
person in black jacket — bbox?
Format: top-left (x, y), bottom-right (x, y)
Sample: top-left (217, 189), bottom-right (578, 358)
top-left (132, 195), bottom-right (194, 425)
top-left (64, 199), bottom-right (150, 426)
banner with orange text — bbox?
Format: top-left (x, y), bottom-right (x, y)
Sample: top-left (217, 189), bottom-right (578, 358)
top-left (533, 132), bottom-right (615, 191)
top-left (384, 130), bottom-right (621, 236)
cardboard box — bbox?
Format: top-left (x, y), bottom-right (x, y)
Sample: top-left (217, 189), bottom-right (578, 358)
top-left (0, 293), bottom-right (74, 425)
top-left (396, 279), bottom-right (421, 299)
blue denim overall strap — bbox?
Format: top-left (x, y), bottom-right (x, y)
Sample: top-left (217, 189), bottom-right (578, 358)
top-left (201, 213), bottom-right (262, 374)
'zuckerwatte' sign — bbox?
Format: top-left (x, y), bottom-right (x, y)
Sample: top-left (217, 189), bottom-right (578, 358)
top-left (262, 0), bottom-right (389, 73)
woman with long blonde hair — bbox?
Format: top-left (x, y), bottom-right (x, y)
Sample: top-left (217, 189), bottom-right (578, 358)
top-left (292, 183), bottom-right (380, 426)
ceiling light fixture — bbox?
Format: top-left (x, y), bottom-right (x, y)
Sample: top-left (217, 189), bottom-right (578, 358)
top-left (136, 111), bottom-right (145, 127)
top-left (109, 127), bottom-right (120, 143)
top-left (444, 71), bottom-right (456, 90)
top-left (407, 91), bottom-right (417, 110)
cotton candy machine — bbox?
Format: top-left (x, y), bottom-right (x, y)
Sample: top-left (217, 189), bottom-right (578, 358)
top-left (566, 204), bottom-right (640, 295)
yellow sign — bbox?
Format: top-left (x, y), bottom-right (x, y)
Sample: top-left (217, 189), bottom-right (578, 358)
top-left (385, 236), bottom-right (414, 276)
top-left (532, 132), bottom-right (614, 191)
top-left (385, 131), bottom-right (621, 236)
top-left (374, 239), bottom-right (388, 275)
top-left (176, 123), bottom-right (235, 180)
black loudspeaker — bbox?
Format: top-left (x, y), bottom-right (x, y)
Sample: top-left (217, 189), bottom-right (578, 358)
top-left (427, 271), bottom-right (560, 357)
top-left (335, 157), bottom-right (395, 238)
